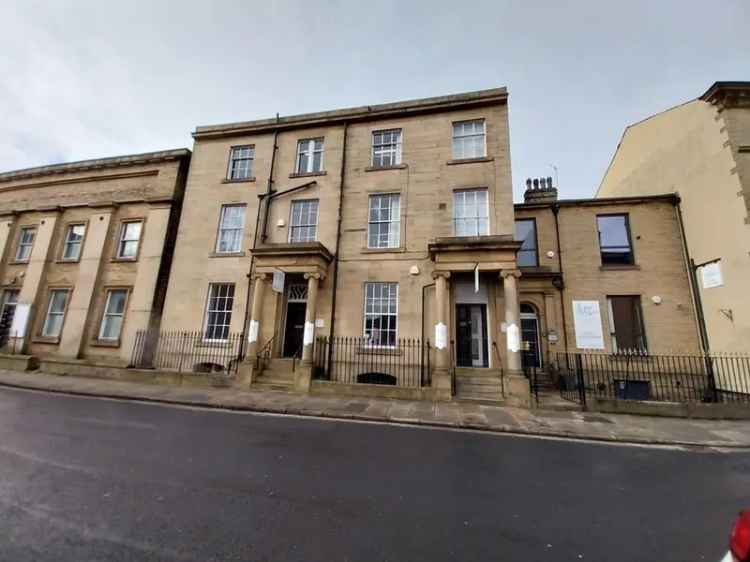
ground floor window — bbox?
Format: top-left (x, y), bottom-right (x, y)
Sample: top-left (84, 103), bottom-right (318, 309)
top-left (42, 289), bottom-right (70, 338)
top-left (0, 290), bottom-right (19, 337)
top-left (204, 283), bottom-right (235, 341)
top-left (99, 289), bottom-right (128, 341)
top-left (363, 282), bottom-right (398, 347)
top-left (607, 295), bottom-right (647, 352)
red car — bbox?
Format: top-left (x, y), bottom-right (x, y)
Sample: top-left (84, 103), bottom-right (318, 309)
top-left (724, 511), bottom-right (750, 562)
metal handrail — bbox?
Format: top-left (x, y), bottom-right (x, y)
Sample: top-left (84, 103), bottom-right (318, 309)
top-left (291, 341), bottom-right (304, 372)
top-left (255, 333), bottom-right (277, 370)
top-left (492, 341), bottom-right (505, 398)
top-left (450, 340), bottom-right (456, 396)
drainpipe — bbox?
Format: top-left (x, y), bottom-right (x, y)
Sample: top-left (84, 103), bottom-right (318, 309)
top-left (260, 129), bottom-right (280, 243)
top-left (240, 129), bottom-right (279, 359)
top-left (327, 122), bottom-right (348, 368)
top-left (675, 197), bottom-right (710, 353)
top-left (552, 203), bottom-right (569, 351)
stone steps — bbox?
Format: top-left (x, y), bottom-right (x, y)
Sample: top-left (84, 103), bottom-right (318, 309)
top-left (455, 368), bottom-right (503, 402)
top-left (253, 358), bottom-right (295, 390)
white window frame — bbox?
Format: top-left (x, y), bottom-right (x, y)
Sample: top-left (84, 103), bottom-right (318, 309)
top-left (371, 129), bottom-right (403, 168)
top-left (288, 199), bottom-right (319, 243)
top-left (203, 283), bottom-right (235, 342)
top-left (367, 193), bottom-right (401, 249)
top-left (452, 119), bottom-right (487, 160)
top-left (215, 204), bottom-right (246, 254)
top-left (453, 188), bottom-right (489, 236)
top-left (227, 145), bottom-right (255, 180)
top-left (363, 282), bottom-right (399, 348)
top-left (62, 223), bottom-right (86, 261)
top-left (42, 289), bottom-right (69, 338)
top-left (15, 226), bottom-right (36, 262)
top-left (116, 220), bottom-right (143, 260)
top-left (98, 289), bottom-right (128, 341)
top-left (295, 138), bottom-right (324, 174)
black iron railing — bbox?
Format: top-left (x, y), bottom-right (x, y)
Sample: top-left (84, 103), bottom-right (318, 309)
top-left (313, 336), bottom-right (431, 388)
top-left (129, 330), bottom-right (242, 375)
top-left (552, 350), bottom-right (750, 404)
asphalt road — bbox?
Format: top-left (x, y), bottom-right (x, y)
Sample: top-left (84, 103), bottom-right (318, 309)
top-left (0, 387), bottom-right (748, 562)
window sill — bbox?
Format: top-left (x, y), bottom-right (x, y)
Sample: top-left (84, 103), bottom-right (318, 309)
top-left (31, 336), bottom-right (60, 345)
top-left (599, 264), bottom-right (640, 271)
top-left (56, 258), bottom-right (81, 264)
top-left (8, 260), bottom-right (30, 266)
top-left (111, 257), bottom-right (138, 263)
top-left (209, 251), bottom-right (246, 258)
top-left (289, 171), bottom-right (327, 179)
top-left (446, 157), bottom-right (494, 165)
top-left (357, 347), bottom-right (402, 356)
top-left (222, 177), bottom-right (256, 184)
top-left (364, 164), bottom-right (407, 172)
top-left (91, 339), bottom-right (121, 348)
top-left (361, 246), bottom-right (405, 254)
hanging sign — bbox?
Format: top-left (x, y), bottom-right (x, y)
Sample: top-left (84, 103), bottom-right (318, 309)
top-left (701, 261), bottom-right (723, 289)
top-left (572, 300), bottom-right (605, 350)
top-left (272, 270), bottom-right (285, 293)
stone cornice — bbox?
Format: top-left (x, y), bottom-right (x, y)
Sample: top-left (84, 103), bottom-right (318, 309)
top-left (700, 81), bottom-right (750, 109)
top-left (194, 87), bottom-right (508, 139)
top-left (0, 149), bottom-right (190, 184)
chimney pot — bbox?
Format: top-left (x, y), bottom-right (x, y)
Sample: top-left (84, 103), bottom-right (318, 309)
top-left (533, 178), bottom-right (539, 190)
top-left (547, 176), bottom-right (553, 188)
top-left (525, 178), bottom-right (532, 190)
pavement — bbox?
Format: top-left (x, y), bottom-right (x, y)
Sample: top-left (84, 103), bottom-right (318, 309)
top-left (0, 368), bottom-right (749, 449)
top-left (1, 385), bottom-right (748, 561)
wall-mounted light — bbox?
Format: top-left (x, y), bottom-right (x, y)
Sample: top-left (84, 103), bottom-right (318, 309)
top-left (651, 296), bottom-right (662, 305)
top-left (546, 250), bottom-right (555, 259)
top-left (409, 265), bottom-right (420, 276)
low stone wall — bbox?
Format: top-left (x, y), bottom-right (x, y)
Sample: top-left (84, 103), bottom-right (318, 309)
top-left (311, 380), bottom-right (445, 401)
top-left (590, 397), bottom-right (750, 420)
top-left (0, 354), bottom-right (39, 372)
top-left (37, 358), bottom-right (231, 389)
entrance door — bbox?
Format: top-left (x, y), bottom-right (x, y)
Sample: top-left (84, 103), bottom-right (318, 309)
top-left (456, 304), bottom-right (488, 368)
top-left (283, 283), bottom-right (308, 357)
top-left (520, 304), bottom-right (541, 368)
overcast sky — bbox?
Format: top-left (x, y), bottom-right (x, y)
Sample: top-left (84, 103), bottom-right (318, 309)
top-left (2, 0), bottom-right (748, 200)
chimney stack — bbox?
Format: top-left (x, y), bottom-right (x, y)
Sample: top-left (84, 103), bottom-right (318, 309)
top-left (523, 176), bottom-right (558, 204)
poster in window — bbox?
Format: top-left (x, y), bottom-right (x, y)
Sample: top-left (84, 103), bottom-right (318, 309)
top-left (701, 261), bottom-right (723, 289)
top-left (572, 300), bottom-right (605, 350)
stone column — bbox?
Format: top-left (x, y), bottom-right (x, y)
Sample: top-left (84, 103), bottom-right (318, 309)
top-left (501, 269), bottom-right (522, 373)
top-left (245, 273), bottom-right (267, 360)
top-left (431, 271), bottom-right (451, 398)
top-left (301, 272), bottom-right (320, 366)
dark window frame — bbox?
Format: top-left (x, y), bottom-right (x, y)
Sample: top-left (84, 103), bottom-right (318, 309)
top-left (607, 294), bottom-right (648, 353)
top-left (597, 213), bottom-right (635, 266)
top-left (514, 217), bottom-right (539, 267)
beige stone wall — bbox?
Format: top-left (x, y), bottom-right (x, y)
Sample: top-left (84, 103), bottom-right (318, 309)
top-left (598, 99), bottom-right (750, 351)
top-left (0, 155), bottom-right (187, 364)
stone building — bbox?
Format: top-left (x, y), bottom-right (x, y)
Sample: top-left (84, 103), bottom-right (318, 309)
top-left (0, 149), bottom-right (190, 366)
top-left (598, 81), bottom-right (750, 352)
top-left (157, 87), bottom-right (701, 402)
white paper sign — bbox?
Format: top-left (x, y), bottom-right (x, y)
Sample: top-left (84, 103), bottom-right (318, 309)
top-left (315, 318), bottom-right (325, 328)
top-left (272, 270), bottom-right (285, 293)
top-left (303, 321), bottom-right (315, 346)
top-left (434, 322), bottom-right (447, 350)
top-left (572, 300), bottom-right (605, 350)
top-left (10, 304), bottom-right (30, 338)
top-left (247, 320), bottom-right (259, 343)
top-left (701, 261), bottom-right (723, 289)
top-left (474, 263), bottom-right (480, 293)
top-left (506, 323), bottom-right (520, 352)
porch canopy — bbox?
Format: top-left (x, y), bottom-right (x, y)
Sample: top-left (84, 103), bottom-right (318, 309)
top-left (428, 235), bottom-right (521, 273)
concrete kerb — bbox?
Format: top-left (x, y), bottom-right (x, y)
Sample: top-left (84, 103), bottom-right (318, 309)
top-left (0, 377), bottom-right (747, 450)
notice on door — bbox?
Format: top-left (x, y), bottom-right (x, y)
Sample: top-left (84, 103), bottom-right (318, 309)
top-left (572, 300), bottom-right (605, 350)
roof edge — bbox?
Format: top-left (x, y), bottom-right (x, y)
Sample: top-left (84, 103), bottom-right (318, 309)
top-left (0, 148), bottom-right (192, 184)
top-left (700, 81), bottom-right (750, 102)
top-left (194, 87), bottom-right (508, 139)
top-left (515, 193), bottom-right (679, 209)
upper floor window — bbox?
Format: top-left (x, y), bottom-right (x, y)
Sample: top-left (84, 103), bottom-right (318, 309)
top-left (99, 289), bottom-right (128, 341)
top-left (371, 129), bottom-right (402, 168)
top-left (289, 199), bottom-right (319, 243)
top-left (597, 214), bottom-right (634, 265)
top-left (514, 219), bottom-right (538, 267)
top-left (216, 204), bottom-right (246, 253)
top-left (607, 295), bottom-right (647, 353)
top-left (228, 146), bottom-right (254, 180)
top-left (368, 194), bottom-right (400, 248)
top-left (296, 138), bottom-right (324, 174)
top-left (364, 282), bottom-right (398, 347)
top-left (116, 220), bottom-right (143, 260)
top-left (204, 283), bottom-right (235, 341)
top-left (454, 189), bottom-right (489, 236)
top-left (15, 226), bottom-right (36, 262)
top-left (452, 119), bottom-right (486, 159)
top-left (62, 224), bottom-right (86, 261)
top-left (42, 289), bottom-right (69, 338)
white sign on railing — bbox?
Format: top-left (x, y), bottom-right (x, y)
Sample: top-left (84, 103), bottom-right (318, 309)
top-left (572, 300), bottom-right (605, 350)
